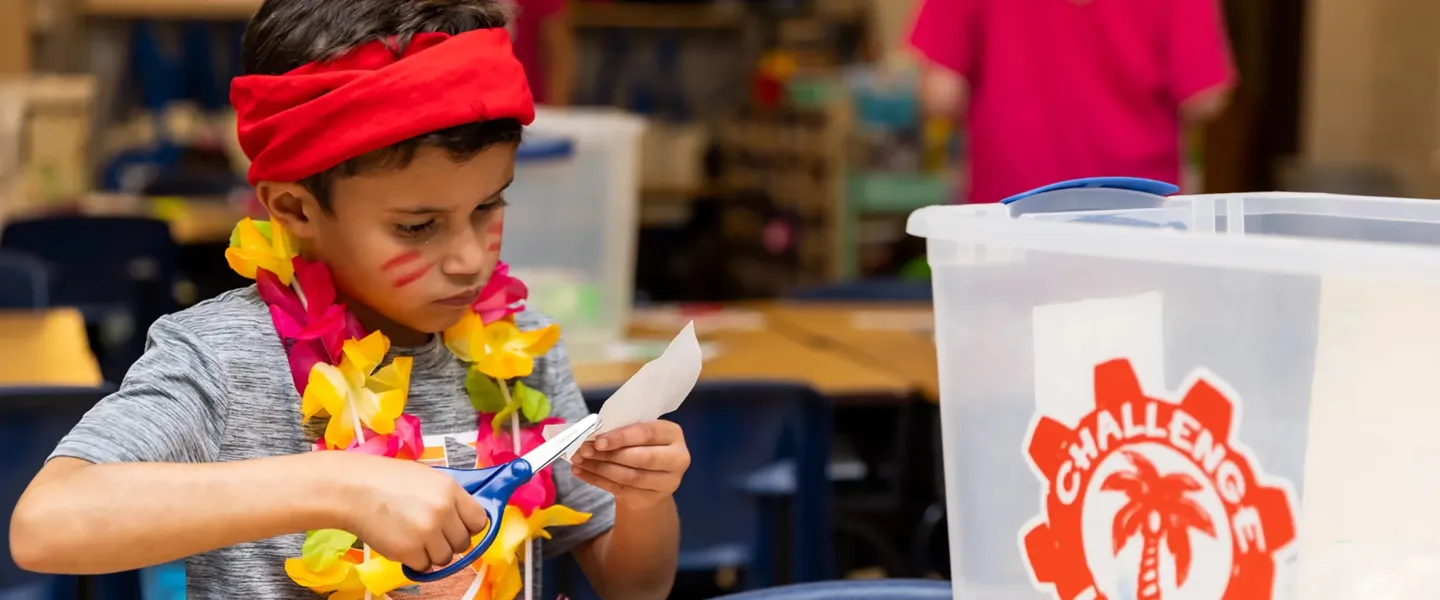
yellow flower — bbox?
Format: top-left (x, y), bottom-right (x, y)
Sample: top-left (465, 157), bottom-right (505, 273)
top-left (302, 331), bottom-right (413, 449)
top-left (470, 559), bottom-right (522, 600)
top-left (353, 553), bottom-right (412, 596)
top-left (444, 310), bottom-right (484, 362)
top-left (446, 315), bottom-right (559, 380)
top-left (480, 505), bottom-right (591, 569)
top-left (285, 548), bottom-right (413, 600)
top-left (457, 505), bottom-right (586, 600)
top-left (225, 218), bottom-right (297, 284)
top-left (285, 554), bottom-right (361, 596)
top-left (475, 321), bottom-right (560, 380)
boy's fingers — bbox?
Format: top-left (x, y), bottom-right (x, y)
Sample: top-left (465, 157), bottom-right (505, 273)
top-left (573, 458), bottom-right (667, 492)
top-left (454, 488), bottom-right (491, 535)
top-left (577, 446), bottom-right (676, 471)
top-left (571, 465), bottom-right (634, 496)
top-left (593, 420), bottom-right (679, 451)
top-left (425, 536), bottom-right (454, 569)
top-left (396, 548), bottom-right (432, 573)
top-left (441, 516), bottom-right (471, 556)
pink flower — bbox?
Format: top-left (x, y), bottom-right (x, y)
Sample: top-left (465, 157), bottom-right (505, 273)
top-left (471, 262), bottom-right (528, 324)
top-left (313, 414), bottom-right (424, 459)
top-left (257, 257), bottom-right (366, 393)
top-left (477, 413), bottom-right (564, 515)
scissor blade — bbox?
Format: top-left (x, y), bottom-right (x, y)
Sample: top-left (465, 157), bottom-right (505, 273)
top-left (522, 414), bottom-right (602, 471)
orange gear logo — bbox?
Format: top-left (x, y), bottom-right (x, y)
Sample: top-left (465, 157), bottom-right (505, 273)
top-left (1021, 359), bottom-right (1297, 600)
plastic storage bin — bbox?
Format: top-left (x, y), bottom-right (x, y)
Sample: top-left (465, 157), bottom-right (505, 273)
top-left (503, 108), bottom-right (644, 360)
top-left (909, 179), bottom-right (1440, 599)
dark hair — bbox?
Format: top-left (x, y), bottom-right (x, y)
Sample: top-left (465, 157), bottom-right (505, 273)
top-left (241, 0), bottom-right (524, 209)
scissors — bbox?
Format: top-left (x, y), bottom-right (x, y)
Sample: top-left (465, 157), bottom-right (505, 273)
top-left (402, 413), bottom-right (603, 582)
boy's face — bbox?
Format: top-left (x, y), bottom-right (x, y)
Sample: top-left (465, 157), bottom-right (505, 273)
top-left (260, 144), bottom-right (517, 338)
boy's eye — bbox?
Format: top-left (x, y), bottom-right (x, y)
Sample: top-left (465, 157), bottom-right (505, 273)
top-left (476, 197), bottom-right (509, 213)
top-left (394, 220), bottom-right (437, 237)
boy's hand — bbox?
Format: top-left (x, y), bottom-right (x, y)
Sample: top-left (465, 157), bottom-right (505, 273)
top-left (570, 420), bottom-right (690, 510)
top-left (330, 453), bottom-right (490, 573)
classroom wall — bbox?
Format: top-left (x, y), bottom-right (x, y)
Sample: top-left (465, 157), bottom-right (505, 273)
top-left (1301, 0), bottom-right (1440, 196)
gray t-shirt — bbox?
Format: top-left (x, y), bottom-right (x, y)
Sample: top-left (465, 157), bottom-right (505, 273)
top-left (50, 287), bottom-right (615, 599)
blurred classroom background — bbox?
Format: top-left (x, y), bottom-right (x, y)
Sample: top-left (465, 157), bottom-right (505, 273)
top-left (0, 0), bottom-right (1426, 597)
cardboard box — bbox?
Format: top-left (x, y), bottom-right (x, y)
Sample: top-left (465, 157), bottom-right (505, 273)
top-left (1301, 0), bottom-right (1440, 195)
top-left (0, 75), bottom-right (95, 215)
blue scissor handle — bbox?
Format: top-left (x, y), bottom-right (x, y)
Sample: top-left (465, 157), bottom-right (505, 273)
top-left (402, 459), bottom-right (535, 582)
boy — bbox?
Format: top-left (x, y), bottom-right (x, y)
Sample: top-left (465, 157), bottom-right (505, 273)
top-left (8, 1), bottom-right (688, 599)
top-left (909, 0), bottom-right (1236, 203)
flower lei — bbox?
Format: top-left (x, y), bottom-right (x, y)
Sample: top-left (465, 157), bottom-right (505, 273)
top-left (226, 218), bottom-right (591, 600)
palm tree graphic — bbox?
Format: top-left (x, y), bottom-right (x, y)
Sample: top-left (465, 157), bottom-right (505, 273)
top-left (1101, 450), bottom-right (1216, 600)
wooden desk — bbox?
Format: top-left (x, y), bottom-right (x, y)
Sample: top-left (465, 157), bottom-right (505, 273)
top-left (0, 309), bottom-right (103, 386)
top-left (572, 326), bottom-right (911, 399)
top-left (3, 194), bottom-right (247, 245)
top-left (759, 302), bottom-right (941, 401)
top-left (82, 0), bottom-right (257, 19)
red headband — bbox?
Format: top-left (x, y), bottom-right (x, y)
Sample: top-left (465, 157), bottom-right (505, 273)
top-left (231, 28), bottom-right (535, 184)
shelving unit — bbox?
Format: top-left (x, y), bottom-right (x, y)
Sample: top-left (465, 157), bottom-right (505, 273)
top-left (714, 100), bottom-right (850, 288)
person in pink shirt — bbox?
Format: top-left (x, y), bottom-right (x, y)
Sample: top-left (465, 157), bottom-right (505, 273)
top-left (508, 0), bottom-right (578, 105)
top-left (909, 0), bottom-right (1237, 204)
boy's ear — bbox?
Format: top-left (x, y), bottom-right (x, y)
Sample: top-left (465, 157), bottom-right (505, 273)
top-left (255, 181), bottom-right (320, 239)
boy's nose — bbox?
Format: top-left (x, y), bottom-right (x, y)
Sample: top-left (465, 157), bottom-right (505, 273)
top-left (438, 228), bottom-right (487, 277)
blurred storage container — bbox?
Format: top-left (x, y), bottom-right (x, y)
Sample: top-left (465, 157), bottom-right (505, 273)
top-left (504, 108), bottom-right (645, 361)
top-left (909, 178), bottom-right (1440, 599)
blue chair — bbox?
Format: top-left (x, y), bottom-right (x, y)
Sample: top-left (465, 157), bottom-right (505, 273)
top-left (786, 280), bottom-right (936, 577)
top-left (0, 386), bottom-right (115, 598)
top-left (103, 21), bottom-right (243, 195)
top-left (0, 579), bottom-right (77, 600)
top-left (1, 217), bottom-right (180, 382)
top-left (785, 279), bottom-right (932, 303)
top-left (553, 381), bottom-right (834, 598)
top-left (713, 579), bottom-right (951, 599)
top-left (0, 252), bottom-right (49, 309)
top-left (139, 560), bottom-right (184, 600)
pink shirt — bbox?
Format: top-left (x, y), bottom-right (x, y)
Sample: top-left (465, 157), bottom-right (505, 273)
top-left (508, 0), bottom-right (567, 104)
top-left (909, 0), bottom-right (1236, 204)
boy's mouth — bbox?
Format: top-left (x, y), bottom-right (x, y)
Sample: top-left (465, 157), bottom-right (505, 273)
top-left (435, 287), bottom-right (482, 307)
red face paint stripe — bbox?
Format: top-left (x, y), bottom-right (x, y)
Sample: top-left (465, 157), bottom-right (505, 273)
top-left (392, 263), bottom-right (433, 289)
top-left (382, 250), bottom-right (423, 271)
top-left (486, 218), bottom-right (504, 252)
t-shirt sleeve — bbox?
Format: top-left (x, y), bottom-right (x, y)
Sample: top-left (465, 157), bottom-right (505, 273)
top-left (534, 334), bottom-right (615, 557)
top-left (1169, 0), bottom-right (1237, 105)
top-left (49, 316), bottom-right (230, 465)
top-left (907, 0), bottom-right (979, 79)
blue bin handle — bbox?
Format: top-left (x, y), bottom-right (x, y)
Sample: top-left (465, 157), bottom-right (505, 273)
top-left (516, 137), bottom-right (575, 162)
top-left (1000, 177), bottom-right (1179, 217)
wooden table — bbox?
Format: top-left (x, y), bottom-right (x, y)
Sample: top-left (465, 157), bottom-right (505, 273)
top-left (0, 303), bottom-right (933, 400)
top-left (758, 302), bottom-right (940, 401)
top-left (572, 323), bottom-right (912, 399)
top-left (3, 194), bottom-right (247, 245)
top-left (0, 309), bottom-right (104, 386)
